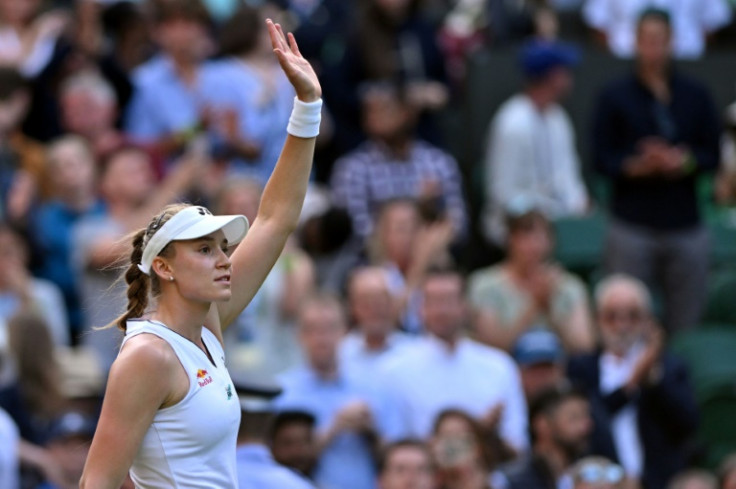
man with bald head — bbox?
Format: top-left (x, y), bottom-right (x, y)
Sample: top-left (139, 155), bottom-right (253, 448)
top-left (568, 274), bottom-right (698, 489)
top-left (339, 267), bottom-right (415, 374)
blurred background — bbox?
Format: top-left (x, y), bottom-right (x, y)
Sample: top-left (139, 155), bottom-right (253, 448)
top-left (1, 0), bottom-right (736, 488)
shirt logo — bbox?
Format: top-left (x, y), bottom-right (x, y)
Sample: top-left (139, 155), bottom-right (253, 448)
top-left (226, 384), bottom-right (233, 400)
top-left (196, 369), bottom-right (213, 387)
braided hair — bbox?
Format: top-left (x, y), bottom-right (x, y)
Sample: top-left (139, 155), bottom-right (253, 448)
top-left (111, 203), bottom-right (191, 331)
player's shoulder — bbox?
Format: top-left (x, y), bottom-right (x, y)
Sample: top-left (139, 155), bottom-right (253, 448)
top-left (115, 331), bottom-right (180, 378)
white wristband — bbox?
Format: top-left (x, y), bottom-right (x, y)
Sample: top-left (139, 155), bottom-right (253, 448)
top-left (287, 97), bottom-right (322, 138)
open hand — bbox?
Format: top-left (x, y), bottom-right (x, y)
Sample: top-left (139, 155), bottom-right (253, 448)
top-left (529, 266), bottom-right (559, 311)
top-left (267, 19), bottom-right (321, 103)
top-left (628, 321), bottom-right (665, 389)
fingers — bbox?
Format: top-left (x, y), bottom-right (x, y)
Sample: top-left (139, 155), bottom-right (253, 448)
top-left (266, 19), bottom-right (278, 44)
top-left (272, 48), bottom-right (291, 74)
top-left (267, 19), bottom-right (303, 59)
top-left (266, 19), bottom-right (288, 52)
top-left (276, 22), bottom-right (287, 44)
top-left (275, 22), bottom-right (291, 54)
top-left (287, 32), bottom-right (302, 57)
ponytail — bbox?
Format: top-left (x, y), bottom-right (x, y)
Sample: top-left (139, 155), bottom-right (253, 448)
top-left (111, 229), bottom-right (150, 331)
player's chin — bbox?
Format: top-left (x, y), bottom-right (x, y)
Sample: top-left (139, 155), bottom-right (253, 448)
top-left (211, 289), bottom-right (233, 302)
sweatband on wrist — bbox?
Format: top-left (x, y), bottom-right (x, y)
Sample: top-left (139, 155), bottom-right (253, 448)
top-left (287, 97), bottom-right (322, 138)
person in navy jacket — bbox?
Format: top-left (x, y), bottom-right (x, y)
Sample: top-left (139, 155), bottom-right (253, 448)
top-left (568, 274), bottom-right (698, 489)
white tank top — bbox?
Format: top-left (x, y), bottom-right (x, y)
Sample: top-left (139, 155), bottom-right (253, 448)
top-left (122, 319), bottom-right (241, 488)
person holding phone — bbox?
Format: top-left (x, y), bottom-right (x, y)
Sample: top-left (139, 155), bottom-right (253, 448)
top-left (79, 18), bottom-right (322, 488)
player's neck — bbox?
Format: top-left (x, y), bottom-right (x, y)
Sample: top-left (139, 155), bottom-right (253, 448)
top-left (151, 296), bottom-right (210, 343)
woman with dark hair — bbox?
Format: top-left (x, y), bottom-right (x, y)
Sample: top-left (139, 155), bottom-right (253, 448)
top-left (431, 409), bottom-right (507, 489)
top-left (468, 202), bottom-right (595, 354)
top-left (80, 20), bottom-right (322, 488)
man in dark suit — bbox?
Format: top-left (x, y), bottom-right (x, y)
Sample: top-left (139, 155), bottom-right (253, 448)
top-left (568, 274), bottom-right (698, 489)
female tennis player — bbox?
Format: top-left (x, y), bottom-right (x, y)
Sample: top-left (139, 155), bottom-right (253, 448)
top-left (80, 19), bottom-right (321, 488)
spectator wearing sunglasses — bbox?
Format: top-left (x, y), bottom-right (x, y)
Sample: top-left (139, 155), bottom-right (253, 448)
top-left (571, 457), bottom-right (625, 489)
top-left (568, 274), bottom-right (699, 489)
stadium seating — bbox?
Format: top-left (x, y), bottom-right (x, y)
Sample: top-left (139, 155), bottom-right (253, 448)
top-left (671, 327), bottom-right (736, 467)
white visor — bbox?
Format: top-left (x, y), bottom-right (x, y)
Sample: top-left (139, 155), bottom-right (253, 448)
top-left (137, 206), bottom-right (249, 275)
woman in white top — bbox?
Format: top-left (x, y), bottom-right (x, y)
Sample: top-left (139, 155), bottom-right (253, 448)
top-left (80, 19), bottom-right (322, 489)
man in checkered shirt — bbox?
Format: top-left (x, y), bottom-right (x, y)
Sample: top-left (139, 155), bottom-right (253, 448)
top-left (330, 83), bottom-right (468, 240)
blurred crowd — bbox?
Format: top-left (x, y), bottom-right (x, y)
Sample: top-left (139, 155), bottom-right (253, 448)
top-left (1, 0), bottom-right (736, 488)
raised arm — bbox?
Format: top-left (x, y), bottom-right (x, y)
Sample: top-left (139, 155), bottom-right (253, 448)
top-left (214, 20), bottom-right (321, 330)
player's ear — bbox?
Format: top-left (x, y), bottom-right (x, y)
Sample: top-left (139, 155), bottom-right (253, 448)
top-left (152, 256), bottom-right (174, 283)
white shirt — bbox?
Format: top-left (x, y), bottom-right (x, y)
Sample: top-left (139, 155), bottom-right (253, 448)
top-left (482, 94), bottom-right (588, 244)
top-left (0, 27), bottom-right (58, 77)
top-left (122, 320), bottom-right (241, 488)
top-left (599, 346), bottom-right (645, 478)
top-left (381, 336), bottom-right (529, 451)
top-left (0, 407), bottom-right (19, 489)
top-left (338, 330), bottom-right (415, 376)
top-left (583, 0), bottom-right (732, 59)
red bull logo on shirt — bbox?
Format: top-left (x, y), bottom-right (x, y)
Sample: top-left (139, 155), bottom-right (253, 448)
top-left (196, 369), bottom-right (213, 387)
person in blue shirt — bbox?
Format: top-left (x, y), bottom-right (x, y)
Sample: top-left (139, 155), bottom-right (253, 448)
top-left (234, 381), bottom-right (317, 489)
top-left (273, 293), bottom-right (402, 489)
top-left (124, 0), bottom-right (221, 159)
top-left (32, 136), bottom-right (105, 338)
top-left (207, 4), bottom-right (295, 184)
